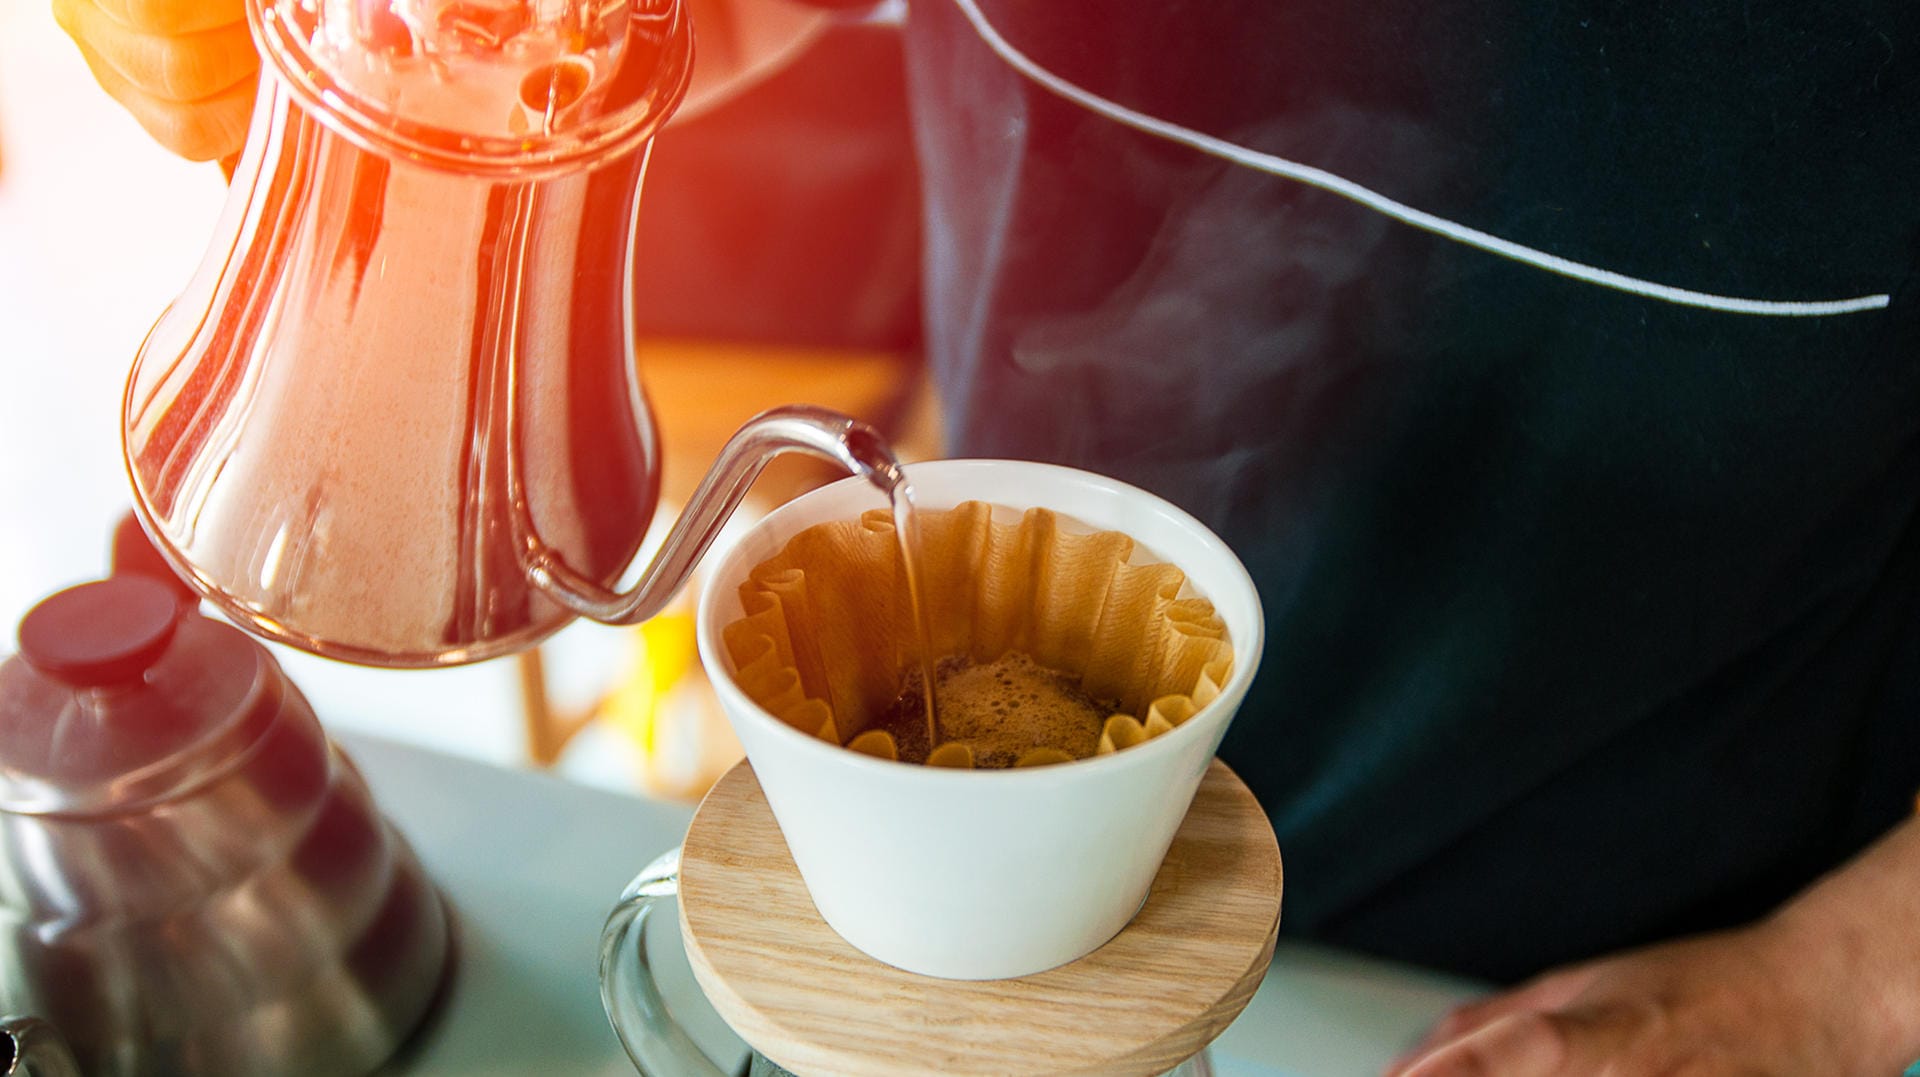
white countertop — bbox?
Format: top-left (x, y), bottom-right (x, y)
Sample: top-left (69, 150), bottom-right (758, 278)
top-left (347, 731), bottom-right (1481, 1077)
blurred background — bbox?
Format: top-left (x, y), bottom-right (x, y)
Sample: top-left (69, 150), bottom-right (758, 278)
top-left (0, 0), bottom-right (934, 801)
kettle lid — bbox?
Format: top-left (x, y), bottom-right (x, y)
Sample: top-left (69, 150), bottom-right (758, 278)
top-left (0, 576), bottom-right (279, 815)
top-left (17, 576), bottom-right (182, 688)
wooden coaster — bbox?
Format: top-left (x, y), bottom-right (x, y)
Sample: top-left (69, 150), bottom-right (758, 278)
top-left (679, 759), bottom-right (1282, 1077)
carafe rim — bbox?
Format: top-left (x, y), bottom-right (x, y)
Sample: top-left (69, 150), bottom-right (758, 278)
top-left (250, 0), bottom-right (693, 180)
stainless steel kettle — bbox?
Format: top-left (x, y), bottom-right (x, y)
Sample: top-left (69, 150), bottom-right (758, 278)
top-left (0, 575), bottom-right (450, 1075)
top-left (123, 0), bottom-right (902, 670)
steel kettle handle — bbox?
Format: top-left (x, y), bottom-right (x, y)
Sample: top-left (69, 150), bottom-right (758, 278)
top-left (0, 1017), bottom-right (81, 1077)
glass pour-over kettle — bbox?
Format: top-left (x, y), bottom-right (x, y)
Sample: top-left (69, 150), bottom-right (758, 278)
top-left (124, 0), bottom-right (904, 667)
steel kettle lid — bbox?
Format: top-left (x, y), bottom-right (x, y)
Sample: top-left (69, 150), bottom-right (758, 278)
top-left (17, 576), bottom-right (183, 687)
top-left (0, 576), bottom-right (280, 815)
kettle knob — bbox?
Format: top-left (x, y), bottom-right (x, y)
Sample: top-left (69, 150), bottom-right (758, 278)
top-left (16, 577), bottom-right (183, 688)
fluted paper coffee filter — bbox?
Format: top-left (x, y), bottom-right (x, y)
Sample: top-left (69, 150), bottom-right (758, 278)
top-left (720, 502), bottom-right (1233, 767)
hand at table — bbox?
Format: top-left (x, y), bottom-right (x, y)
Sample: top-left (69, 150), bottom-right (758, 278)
top-left (1386, 912), bottom-right (1909, 1077)
top-left (52, 0), bottom-right (257, 161)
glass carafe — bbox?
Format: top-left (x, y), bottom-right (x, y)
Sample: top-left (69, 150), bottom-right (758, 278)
top-left (125, 0), bottom-right (900, 667)
top-left (598, 848), bottom-right (1217, 1077)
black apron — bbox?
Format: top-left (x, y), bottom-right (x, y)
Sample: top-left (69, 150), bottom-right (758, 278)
top-left (900, 0), bottom-right (1920, 980)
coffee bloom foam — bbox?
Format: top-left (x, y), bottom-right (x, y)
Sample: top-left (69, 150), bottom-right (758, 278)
top-left (721, 502), bottom-right (1233, 768)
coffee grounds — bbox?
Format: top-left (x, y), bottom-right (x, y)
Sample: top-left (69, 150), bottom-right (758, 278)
top-left (871, 652), bottom-right (1117, 768)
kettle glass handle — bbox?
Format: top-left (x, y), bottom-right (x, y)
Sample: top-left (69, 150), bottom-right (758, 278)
top-left (0, 1016), bottom-right (82, 1077)
top-left (599, 847), bottom-right (735, 1077)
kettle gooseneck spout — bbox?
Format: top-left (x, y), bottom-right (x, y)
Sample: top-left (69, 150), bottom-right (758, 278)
top-left (518, 404), bottom-right (908, 627)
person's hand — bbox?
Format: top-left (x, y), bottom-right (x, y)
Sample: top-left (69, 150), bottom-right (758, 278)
top-left (52, 0), bottom-right (258, 161)
top-left (1385, 912), bottom-right (1911, 1076)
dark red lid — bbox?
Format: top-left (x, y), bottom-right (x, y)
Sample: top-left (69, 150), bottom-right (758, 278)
top-left (17, 577), bottom-right (184, 687)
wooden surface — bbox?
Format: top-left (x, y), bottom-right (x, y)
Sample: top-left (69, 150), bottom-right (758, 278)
top-left (678, 759), bottom-right (1283, 1077)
